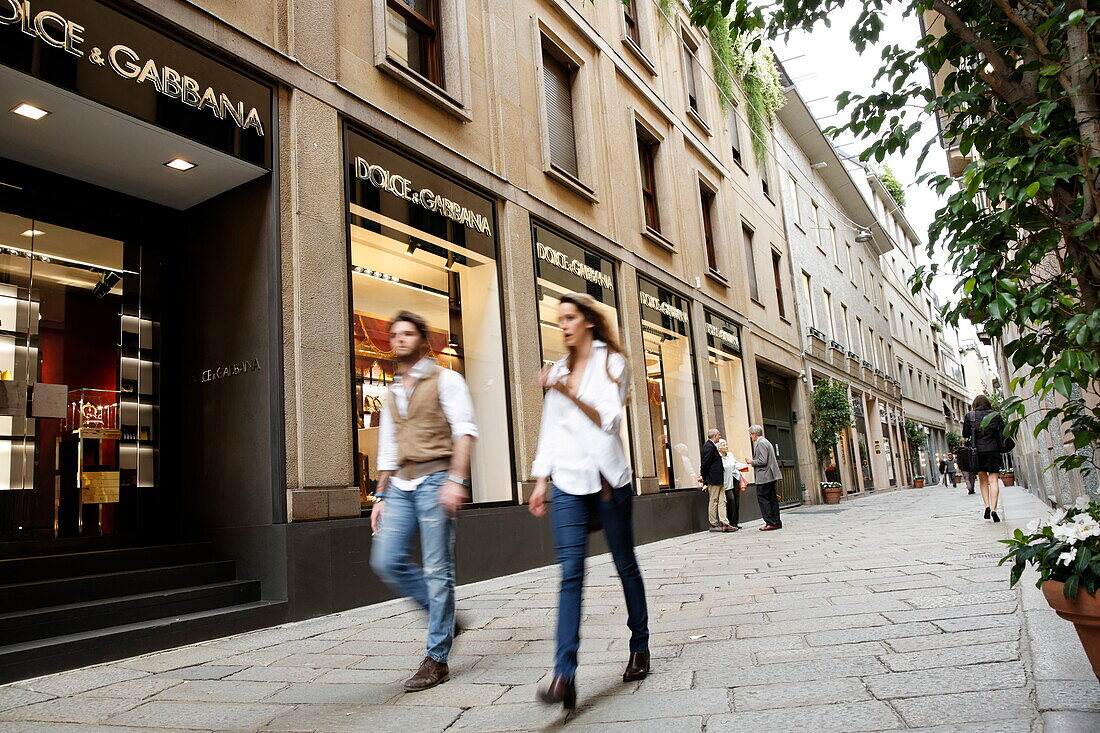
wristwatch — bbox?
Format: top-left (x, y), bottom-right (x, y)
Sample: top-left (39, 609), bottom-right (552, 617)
top-left (447, 475), bottom-right (471, 488)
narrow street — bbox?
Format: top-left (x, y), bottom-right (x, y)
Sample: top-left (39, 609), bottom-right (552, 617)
top-left (1, 485), bottom-right (1097, 732)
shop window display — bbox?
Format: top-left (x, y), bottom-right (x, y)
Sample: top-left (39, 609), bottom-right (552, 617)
top-left (638, 277), bottom-right (701, 490)
top-left (346, 130), bottom-right (509, 508)
top-left (851, 391), bottom-right (874, 491)
top-left (703, 309), bottom-right (752, 483)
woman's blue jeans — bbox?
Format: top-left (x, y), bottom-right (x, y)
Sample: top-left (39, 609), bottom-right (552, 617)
top-left (550, 483), bottom-right (649, 680)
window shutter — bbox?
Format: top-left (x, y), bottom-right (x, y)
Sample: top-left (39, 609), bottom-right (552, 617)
top-left (543, 52), bottom-right (579, 178)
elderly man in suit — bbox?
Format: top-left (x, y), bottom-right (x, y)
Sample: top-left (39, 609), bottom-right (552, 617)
top-left (748, 425), bottom-right (783, 531)
top-left (699, 428), bottom-right (734, 532)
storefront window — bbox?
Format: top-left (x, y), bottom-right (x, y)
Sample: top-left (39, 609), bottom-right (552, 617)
top-left (346, 130), bottom-right (509, 507)
top-left (851, 391), bottom-right (873, 490)
top-left (879, 404), bottom-right (897, 486)
top-left (638, 277), bottom-right (700, 490)
top-left (703, 309), bottom-right (751, 481)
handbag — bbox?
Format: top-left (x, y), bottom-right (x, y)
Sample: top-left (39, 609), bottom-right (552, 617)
top-left (957, 442), bottom-right (978, 473)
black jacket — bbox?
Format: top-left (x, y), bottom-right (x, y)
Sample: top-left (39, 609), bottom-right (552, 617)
top-left (963, 408), bottom-right (1005, 454)
top-left (700, 440), bottom-right (724, 485)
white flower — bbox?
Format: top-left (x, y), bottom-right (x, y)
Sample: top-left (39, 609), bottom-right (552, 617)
top-left (1072, 515), bottom-right (1100, 539)
top-left (1059, 548), bottom-right (1078, 566)
top-left (1050, 508), bottom-right (1068, 526)
top-left (1074, 495), bottom-right (1093, 511)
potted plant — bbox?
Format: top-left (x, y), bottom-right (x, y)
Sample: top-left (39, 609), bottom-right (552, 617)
top-left (810, 379), bottom-right (852, 503)
top-left (1001, 496), bottom-right (1100, 680)
top-left (820, 481), bottom-right (843, 504)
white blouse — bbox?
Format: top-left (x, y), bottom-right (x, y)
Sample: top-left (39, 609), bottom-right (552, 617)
top-left (531, 341), bottom-right (632, 495)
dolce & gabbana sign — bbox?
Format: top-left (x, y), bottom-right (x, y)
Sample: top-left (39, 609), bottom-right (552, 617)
top-left (639, 291), bottom-right (688, 323)
top-left (354, 157), bottom-right (492, 238)
top-left (2, 0), bottom-right (272, 162)
top-left (705, 322), bottom-right (739, 350)
top-left (536, 242), bottom-right (614, 291)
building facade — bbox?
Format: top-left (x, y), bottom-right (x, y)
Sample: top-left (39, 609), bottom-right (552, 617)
top-left (0, 0), bottom-right (818, 680)
top-left (775, 84), bottom-right (908, 500)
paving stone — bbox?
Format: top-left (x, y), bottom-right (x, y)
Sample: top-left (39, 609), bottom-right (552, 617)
top-left (754, 641), bottom-right (887, 665)
top-left (906, 590), bottom-right (1018, 609)
top-left (0, 697), bottom-right (141, 724)
top-left (447, 701), bottom-right (571, 730)
top-left (905, 722), bottom-right (1031, 733)
top-left (108, 700), bottom-right (291, 730)
top-left (1025, 610), bottom-right (1097, 682)
top-left (1041, 710), bottom-right (1100, 732)
top-left (1036, 681), bottom-right (1100, 712)
top-left (733, 677), bottom-right (871, 711)
top-left (933, 614), bottom-right (1020, 632)
top-left (866, 661), bottom-right (1026, 699)
top-left (154, 680), bottom-right (287, 703)
top-left (735, 613), bottom-right (891, 638)
top-left (884, 626), bottom-right (1019, 653)
top-left (119, 646), bottom-right (238, 673)
top-left (223, 666), bottom-right (324, 683)
top-left (708, 700), bottom-right (903, 731)
top-left (883, 601), bottom-right (1018, 624)
top-left (0, 725), bottom-right (204, 733)
top-left (882, 642), bottom-right (1020, 672)
top-left (541, 718), bottom-right (703, 733)
top-left (0, 687), bottom-right (53, 713)
top-left (697, 656), bottom-right (887, 688)
top-left (18, 667), bottom-right (147, 696)
top-left (806, 621), bottom-right (940, 646)
top-left (892, 687), bottom-right (1035, 728)
top-left (264, 682), bottom-right (398, 705)
top-left (87, 676), bottom-right (185, 699)
top-left (569, 688), bottom-right (731, 724)
top-left (394, 682), bottom-right (507, 707)
top-left (309, 668), bottom-right (408, 684)
top-left (157, 665), bottom-right (248, 680)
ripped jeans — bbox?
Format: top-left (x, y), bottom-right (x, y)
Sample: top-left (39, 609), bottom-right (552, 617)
top-left (369, 470), bottom-right (456, 663)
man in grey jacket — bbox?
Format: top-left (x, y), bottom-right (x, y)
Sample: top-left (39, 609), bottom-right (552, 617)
top-left (748, 425), bottom-right (783, 531)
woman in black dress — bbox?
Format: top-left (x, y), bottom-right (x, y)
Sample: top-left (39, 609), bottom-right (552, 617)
top-left (962, 394), bottom-right (1005, 522)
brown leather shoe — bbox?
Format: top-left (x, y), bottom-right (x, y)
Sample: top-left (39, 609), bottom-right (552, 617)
top-left (759, 525), bottom-right (781, 531)
top-left (537, 674), bottom-right (576, 709)
top-left (403, 656), bottom-right (450, 692)
top-left (623, 651), bottom-right (650, 681)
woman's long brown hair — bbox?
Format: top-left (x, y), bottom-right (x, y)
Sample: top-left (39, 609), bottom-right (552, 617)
top-left (558, 293), bottom-right (629, 399)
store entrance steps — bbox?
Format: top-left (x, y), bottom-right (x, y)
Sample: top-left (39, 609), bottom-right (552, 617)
top-left (0, 544), bottom-right (286, 683)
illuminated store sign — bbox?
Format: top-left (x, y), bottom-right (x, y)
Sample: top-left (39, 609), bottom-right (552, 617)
top-left (354, 157), bottom-right (493, 238)
top-left (1, 1), bottom-right (265, 135)
top-left (639, 291), bottom-right (687, 323)
top-left (536, 242), bottom-right (614, 291)
top-left (706, 322), bottom-right (739, 350)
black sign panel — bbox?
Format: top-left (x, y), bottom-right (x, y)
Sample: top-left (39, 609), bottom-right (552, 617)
top-left (0, 0), bottom-right (272, 166)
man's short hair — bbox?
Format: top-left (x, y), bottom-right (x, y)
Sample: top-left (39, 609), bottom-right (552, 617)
top-left (389, 310), bottom-right (430, 342)
top-left (708, 428), bottom-right (720, 440)
top-left (748, 425), bottom-right (764, 436)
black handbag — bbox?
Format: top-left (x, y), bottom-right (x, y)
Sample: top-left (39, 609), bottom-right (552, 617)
top-left (957, 442), bottom-right (978, 472)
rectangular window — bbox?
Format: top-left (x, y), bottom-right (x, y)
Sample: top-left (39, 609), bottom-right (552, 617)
top-left (859, 259), bottom-right (867, 294)
top-left (681, 33), bottom-right (700, 116)
top-left (386, 0), bottom-right (443, 86)
top-left (772, 251), bottom-right (786, 319)
top-left (783, 174), bottom-right (799, 226)
top-left (811, 202), bottom-right (821, 246)
top-left (637, 127), bottom-right (661, 233)
top-left (761, 154), bottom-right (773, 198)
top-left (542, 45), bottom-right (579, 178)
top-left (705, 310), bottom-right (753, 482)
top-left (830, 223), bottom-right (839, 261)
top-left (856, 316), bottom-right (864, 355)
top-left (700, 186), bottom-right (718, 272)
top-left (801, 271), bottom-right (814, 327)
top-left (347, 131), bottom-right (509, 507)
top-left (824, 290), bottom-right (836, 338)
top-left (639, 277), bottom-right (701, 490)
top-left (743, 224), bottom-right (759, 301)
top-left (728, 108), bottom-right (742, 166)
top-left (841, 303), bottom-right (851, 347)
top-left (845, 241), bottom-right (853, 274)
top-left (623, 0), bottom-right (641, 46)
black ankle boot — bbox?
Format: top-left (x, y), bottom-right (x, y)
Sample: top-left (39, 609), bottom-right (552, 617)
top-left (538, 675), bottom-right (576, 710)
top-left (623, 651), bottom-right (650, 681)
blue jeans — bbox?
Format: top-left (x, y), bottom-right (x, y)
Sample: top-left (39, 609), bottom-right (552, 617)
top-left (550, 484), bottom-right (649, 680)
top-left (369, 471), bottom-right (456, 663)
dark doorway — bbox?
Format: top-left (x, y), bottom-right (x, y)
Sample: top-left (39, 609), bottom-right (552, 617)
top-left (757, 367), bottom-right (802, 505)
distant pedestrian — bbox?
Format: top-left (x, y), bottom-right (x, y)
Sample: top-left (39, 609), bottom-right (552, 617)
top-left (700, 429), bottom-right (734, 532)
top-left (963, 394), bottom-right (1005, 522)
top-left (963, 469), bottom-right (978, 494)
top-left (944, 454), bottom-right (958, 486)
top-left (938, 457), bottom-right (947, 485)
top-left (528, 293), bottom-right (650, 710)
top-left (748, 425), bottom-right (783, 531)
top-left (719, 439), bottom-right (747, 530)
top-left (370, 311), bottom-right (476, 692)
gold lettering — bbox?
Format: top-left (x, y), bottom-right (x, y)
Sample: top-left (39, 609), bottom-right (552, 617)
top-left (135, 58), bottom-right (162, 92)
top-left (0, 0), bottom-right (20, 24)
top-left (243, 107), bottom-right (264, 135)
top-left (109, 44), bottom-right (140, 79)
top-left (32, 10), bottom-right (66, 49)
top-left (219, 93), bottom-right (243, 127)
top-left (63, 20), bottom-right (82, 55)
top-left (181, 76), bottom-right (200, 107)
top-left (197, 86), bottom-right (220, 116)
top-left (161, 66), bottom-right (181, 98)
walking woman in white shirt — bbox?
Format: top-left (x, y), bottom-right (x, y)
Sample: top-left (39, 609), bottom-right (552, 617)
top-left (529, 293), bottom-right (650, 710)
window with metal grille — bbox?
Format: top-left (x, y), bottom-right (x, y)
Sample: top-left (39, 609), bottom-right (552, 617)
top-left (701, 186), bottom-right (718, 271)
top-left (624, 0), bottom-right (641, 47)
top-left (542, 46), bottom-right (579, 178)
top-left (637, 128), bottom-right (661, 232)
top-left (386, 0), bottom-right (443, 86)
top-left (772, 251), bottom-right (786, 319)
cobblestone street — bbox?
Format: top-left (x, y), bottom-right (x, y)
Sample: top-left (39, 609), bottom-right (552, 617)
top-left (2, 485), bottom-right (1098, 732)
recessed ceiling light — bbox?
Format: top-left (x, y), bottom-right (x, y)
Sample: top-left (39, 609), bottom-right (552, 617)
top-left (165, 158), bottom-right (196, 171)
top-left (20, 229), bottom-right (44, 237)
top-left (12, 103), bottom-right (49, 120)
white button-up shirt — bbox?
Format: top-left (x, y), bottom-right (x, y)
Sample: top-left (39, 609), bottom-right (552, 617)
top-left (378, 358), bottom-right (478, 491)
top-left (531, 341), bottom-right (632, 494)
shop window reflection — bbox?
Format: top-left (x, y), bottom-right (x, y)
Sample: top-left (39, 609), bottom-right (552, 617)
top-left (704, 310), bottom-right (752, 484)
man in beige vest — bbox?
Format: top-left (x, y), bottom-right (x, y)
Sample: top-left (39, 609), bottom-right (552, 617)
top-left (370, 311), bottom-right (476, 692)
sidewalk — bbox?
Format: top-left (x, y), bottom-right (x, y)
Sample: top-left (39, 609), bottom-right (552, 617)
top-left (1, 486), bottom-right (1097, 732)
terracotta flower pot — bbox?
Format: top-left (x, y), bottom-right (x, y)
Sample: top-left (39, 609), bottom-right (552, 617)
top-left (822, 487), bottom-right (842, 505)
top-left (1002, 472), bottom-right (1016, 486)
top-left (914, 477), bottom-right (925, 488)
top-left (1042, 581), bottom-right (1100, 680)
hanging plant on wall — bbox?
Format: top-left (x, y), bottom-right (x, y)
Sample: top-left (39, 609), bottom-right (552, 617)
top-left (704, 15), bottom-right (742, 111)
top-left (738, 36), bottom-right (785, 166)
